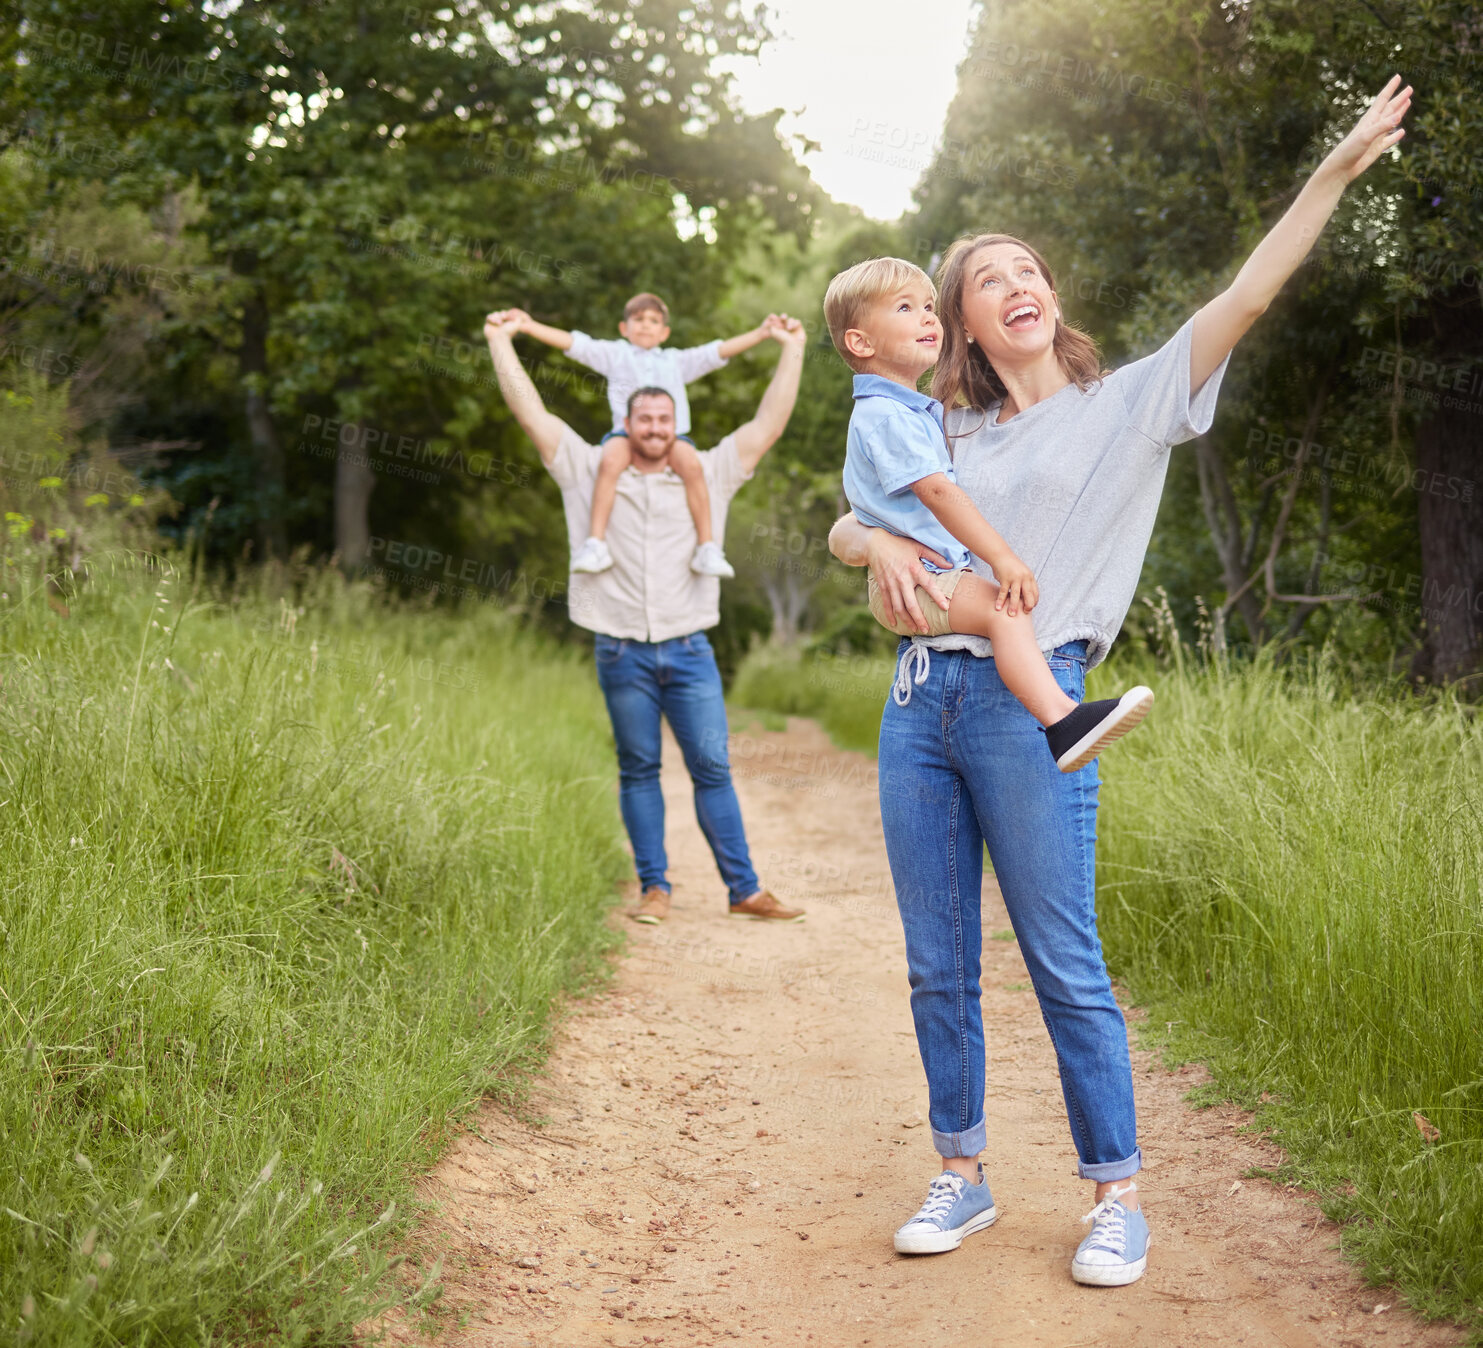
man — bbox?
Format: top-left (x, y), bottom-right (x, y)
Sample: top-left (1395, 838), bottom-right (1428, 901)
top-left (483, 307), bottom-right (807, 924)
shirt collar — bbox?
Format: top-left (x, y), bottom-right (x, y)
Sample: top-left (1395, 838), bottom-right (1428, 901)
top-left (852, 372), bottom-right (938, 412)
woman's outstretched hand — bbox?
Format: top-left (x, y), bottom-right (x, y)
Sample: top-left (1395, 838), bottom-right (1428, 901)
top-left (866, 531), bottom-right (953, 634)
top-left (1325, 76), bottom-right (1412, 182)
top-left (1189, 75), bottom-right (1414, 392)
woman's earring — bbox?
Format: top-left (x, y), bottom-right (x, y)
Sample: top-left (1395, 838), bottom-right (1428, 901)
top-left (966, 333), bottom-right (974, 345)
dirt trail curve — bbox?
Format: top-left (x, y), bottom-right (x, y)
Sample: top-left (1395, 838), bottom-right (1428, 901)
top-left (383, 716), bottom-right (1464, 1348)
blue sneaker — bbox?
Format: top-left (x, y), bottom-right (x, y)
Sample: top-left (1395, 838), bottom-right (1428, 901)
top-left (1072, 1183), bottom-right (1150, 1286)
top-left (893, 1166), bottom-right (998, 1254)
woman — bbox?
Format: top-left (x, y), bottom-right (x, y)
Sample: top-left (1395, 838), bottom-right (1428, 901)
top-left (828, 77), bottom-right (1411, 1285)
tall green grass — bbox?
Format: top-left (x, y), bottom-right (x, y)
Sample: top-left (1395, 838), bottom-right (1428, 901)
top-left (1088, 651), bottom-right (1482, 1335)
top-left (729, 645), bottom-right (893, 755)
top-left (0, 549), bottom-right (627, 1343)
top-left (734, 638), bottom-right (1482, 1336)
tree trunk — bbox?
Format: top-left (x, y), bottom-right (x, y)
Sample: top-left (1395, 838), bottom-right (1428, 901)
top-left (232, 250), bottom-right (287, 560)
top-left (1194, 433), bottom-right (1268, 645)
top-left (758, 567), bottom-right (812, 646)
top-left (334, 426), bottom-right (377, 571)
top-left (1412, 290), bottom-right (1483, 686)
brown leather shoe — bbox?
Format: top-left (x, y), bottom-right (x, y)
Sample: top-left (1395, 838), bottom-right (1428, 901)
top-left (632, 887), bottom-right (670, 924)
top-left (728, 890), bottom-right (805, 922)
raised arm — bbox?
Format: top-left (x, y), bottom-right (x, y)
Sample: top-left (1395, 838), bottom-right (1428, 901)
top-left (1190, 76), bottom-right (1412, 392)
top-left (733, 315), bottom-right (806, 474)
top-left (717, 318), bottom-right (777, 361)
top-left (503, 307), bottom-right (574, 352)
top-left (483, 310), bottom-right (569, 467)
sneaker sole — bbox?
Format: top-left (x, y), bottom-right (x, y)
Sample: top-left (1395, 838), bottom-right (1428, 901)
top-left (631, 913), bottom-right (665, 924)
top-left (728, 910), bottom-right (806, 922)
top-left (1071, 1239), bottom-right (1150, 1287)
top-left (1056, 687), bottom-right (1154, 774)
top-left (893, 1204), bottom-right (998, 1255)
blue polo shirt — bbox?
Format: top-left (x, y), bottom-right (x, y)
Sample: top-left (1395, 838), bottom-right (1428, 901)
top-left (841, 373), bottom-right (970, 573)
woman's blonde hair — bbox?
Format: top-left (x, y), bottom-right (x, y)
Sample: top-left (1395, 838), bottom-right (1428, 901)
top-left (930, 233), bottom-right (1106, 433)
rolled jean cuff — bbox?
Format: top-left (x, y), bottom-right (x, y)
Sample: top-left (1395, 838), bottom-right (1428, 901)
top-left (1078, 1146), bottom-right (1142, 1183)
top-left (931, 1118), bottom-right (988, 1160)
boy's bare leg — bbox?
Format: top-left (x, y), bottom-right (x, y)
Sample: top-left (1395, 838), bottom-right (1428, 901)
top-left (948, 573), bottom-right (1077, 726)
top-left (589, 436), bottom-right (632, 540)
top-left (668, 440), bottom-right (714, 545)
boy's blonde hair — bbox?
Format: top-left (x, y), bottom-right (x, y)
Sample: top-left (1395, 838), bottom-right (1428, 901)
top-left (823, 257), bottom-right (936, 372)
top-left (623, 292), bottom-right (669, 323)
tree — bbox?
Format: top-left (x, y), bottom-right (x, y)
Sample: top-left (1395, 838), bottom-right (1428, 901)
top-left (912, 0), bottom-right (1482, 679)
top-left (3, 0), bottom-right (815, 586)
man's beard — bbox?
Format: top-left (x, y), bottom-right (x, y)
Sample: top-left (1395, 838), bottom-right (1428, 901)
top-left (629, 432), bottom-right (676, 462)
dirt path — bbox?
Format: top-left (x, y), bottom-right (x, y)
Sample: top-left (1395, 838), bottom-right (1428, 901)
top-left (387, 716), bottom-right (1464, 1348)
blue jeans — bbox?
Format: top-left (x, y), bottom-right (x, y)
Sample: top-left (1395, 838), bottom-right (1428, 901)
top-left (593, 631), bottom-right (760, 906)
top-left (877, 639), bottom-right (1141, 1182)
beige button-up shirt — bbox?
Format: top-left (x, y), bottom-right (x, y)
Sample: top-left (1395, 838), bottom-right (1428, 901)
top-left (548, 426), bottom-right (752, 642)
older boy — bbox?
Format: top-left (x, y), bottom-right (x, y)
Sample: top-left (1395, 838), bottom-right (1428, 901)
top-left (504, 293), bottom-right (776, 578)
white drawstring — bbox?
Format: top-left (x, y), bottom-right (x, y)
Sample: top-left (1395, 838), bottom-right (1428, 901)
top-left (893, 638), bottom-right (931, 706)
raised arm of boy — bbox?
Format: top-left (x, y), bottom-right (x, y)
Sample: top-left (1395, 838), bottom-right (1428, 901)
top-left (716, 319), bottom-right (778, 361)
top-left (501, 307), bottom-right (574, 352)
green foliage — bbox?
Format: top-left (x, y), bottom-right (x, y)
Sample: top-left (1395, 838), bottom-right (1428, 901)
top-left (911, 0), bottom-right (1481, 666)
top-left (1089, 648), bottom-right (1483, 1335)
top-left (729, 643), bottom-right (893, 756)
top-left (0, 548), bottom-right (627, 1342)
top-left (2, 0), bottom-right (817, 579)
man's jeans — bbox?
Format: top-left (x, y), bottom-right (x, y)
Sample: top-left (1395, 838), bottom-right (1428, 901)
top-left (877, 639), bottom-right (1141, 1182)
top-left (593, 631), bottom-right (760, 906)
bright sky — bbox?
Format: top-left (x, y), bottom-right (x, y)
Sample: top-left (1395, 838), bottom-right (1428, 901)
top-left (720, 0), bottom-right (979, 222)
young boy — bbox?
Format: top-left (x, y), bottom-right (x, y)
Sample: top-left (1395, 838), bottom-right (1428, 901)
top-left (503, 294), bottom-right (776, 578)
top-left (823, 257), bottom-right (1152, 772)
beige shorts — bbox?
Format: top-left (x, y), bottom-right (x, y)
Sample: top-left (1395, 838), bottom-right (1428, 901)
top-left (867, 565), bottom-right (968, 638)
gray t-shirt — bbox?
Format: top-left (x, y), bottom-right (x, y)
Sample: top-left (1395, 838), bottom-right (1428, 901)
top-left (922, 316), bottom-right (1228, 668)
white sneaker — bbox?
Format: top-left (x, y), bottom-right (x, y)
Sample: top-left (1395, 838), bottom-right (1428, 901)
top-left (690, 541), bottom-right (735, 578)
top-left (892, 1166), bottom-right (998, 1254)
top-left (1071, 1183), bottom-right (1150, 1286)
top-left (571, 537), bottom-right (614, 573)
